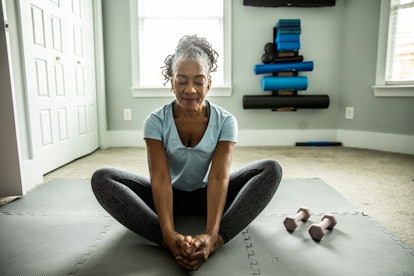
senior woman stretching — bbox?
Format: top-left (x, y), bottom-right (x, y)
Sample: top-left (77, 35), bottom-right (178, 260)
top-left (91, 35), bottom-right (282, 271)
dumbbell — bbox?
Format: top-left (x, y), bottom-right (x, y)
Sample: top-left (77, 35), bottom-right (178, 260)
top-left (283, 207), bottom-right (311, 232)
top-left (262, 43), bottom-right (276, 64)
top-left (264, 42), bottom-right (276, 54)
top-left (308, 214), bottom-right (337, 241)
top-left (261, 52), bottom-right (274, 64)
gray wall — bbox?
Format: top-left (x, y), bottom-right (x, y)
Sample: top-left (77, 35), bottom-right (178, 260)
top-left (102, 0), bottom-right (414, 135)
top-left (337, 0), bottom-right (414, 134)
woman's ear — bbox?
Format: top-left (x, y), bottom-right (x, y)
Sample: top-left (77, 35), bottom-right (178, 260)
top-left (207, 78), bottom-right (212, 90)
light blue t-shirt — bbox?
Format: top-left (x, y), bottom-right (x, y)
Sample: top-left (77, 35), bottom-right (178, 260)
top-left (143, 100), bottom-right (238, 191)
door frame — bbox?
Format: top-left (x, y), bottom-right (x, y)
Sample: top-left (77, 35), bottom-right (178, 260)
top-left (0, 0), bottom-right (24, 197)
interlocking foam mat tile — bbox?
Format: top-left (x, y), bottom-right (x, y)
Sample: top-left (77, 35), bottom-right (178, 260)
top-left (0, 178), bottom-right (413, 275)
top-left (0, 214), bottom-right (112, 275)
top-left (263, 178), bottom-right (360, 215)
top-left (0, 179), bottom-right (106, 215)
top-left (245, 214), bottom-right (414, 275)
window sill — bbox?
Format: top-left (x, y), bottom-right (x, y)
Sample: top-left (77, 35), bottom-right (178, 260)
top-left (372, 85), bottom-right (414, 97)
top-left (131, 86), bottom-right (233, 98)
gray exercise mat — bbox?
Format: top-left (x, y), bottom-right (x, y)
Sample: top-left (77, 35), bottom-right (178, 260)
top-left (1, 178), bottom-right (413, 276)
top-left (263, 178), bottom-right (360, 216)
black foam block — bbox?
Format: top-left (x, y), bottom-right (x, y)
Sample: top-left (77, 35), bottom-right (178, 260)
top-left (243, 95), bottom-right (330, 109)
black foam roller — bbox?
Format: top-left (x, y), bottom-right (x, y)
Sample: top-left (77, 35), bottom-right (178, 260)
top-left (243, 95), bottom-right (330, 109)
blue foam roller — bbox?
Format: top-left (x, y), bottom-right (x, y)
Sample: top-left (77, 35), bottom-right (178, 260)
top-left (254, 61), bottom-right (313, 75)
top-left (262, 76), bottom-right (308, 91)
top-left (296, 141), bottom-right (342, 146)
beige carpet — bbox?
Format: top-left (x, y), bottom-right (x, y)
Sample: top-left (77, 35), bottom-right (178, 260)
top-left (39, 146), bottom-right (414, 249)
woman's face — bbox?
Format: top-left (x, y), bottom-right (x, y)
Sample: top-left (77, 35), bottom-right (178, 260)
top-left (171, 60), bottom-right (211, 112)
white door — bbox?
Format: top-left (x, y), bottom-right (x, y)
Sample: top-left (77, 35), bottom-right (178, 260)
top-left (18, 0), bottom-right (98, 174)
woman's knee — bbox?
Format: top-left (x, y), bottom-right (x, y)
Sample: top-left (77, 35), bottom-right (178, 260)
top-left (254, 159), bottom-right (283, 195)
top-left (92, 167), bottom-right (113, 178)
top-left (90, 167), bottom-right (122, 195)
top-left (257, 159), bottom-right (283, 179)
top-left (92, 168), bottom-right (111, 185)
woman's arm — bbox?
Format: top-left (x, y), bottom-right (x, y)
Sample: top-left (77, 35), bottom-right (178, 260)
top-left (206, 140), bottom-right (235, 240)
top-left (145, 138), bottom-right (191, 256)
top-left (145, 138), bottom-right (175, 239)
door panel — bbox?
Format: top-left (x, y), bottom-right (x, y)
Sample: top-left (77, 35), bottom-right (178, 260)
top-left (34, 58), bottom-right (49, 96)
top-left (51, 15), bottom-right (62, 52)
top-left (57, 107), bottom-right (68, 141)
top-left (39, 109), bottom-right (52, 146)
top-left (31, 5), bottom-right (45, 46)
top-left (53, 62), bottom-right (65, 96)
top-left (75, 65), bottom-right (85, 95)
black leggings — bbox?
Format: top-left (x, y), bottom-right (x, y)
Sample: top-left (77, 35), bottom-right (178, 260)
top-left (91, 159), bottom-right (282, 245)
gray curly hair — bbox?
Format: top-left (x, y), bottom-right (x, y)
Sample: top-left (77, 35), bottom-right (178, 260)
top-left (161, 35), bottom-right (219, 85)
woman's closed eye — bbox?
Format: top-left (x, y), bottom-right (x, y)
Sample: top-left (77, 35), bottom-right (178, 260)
top-left (194, 77), bottom-right (207, 86)
top-left (175, 78), bottom-right (206, 87)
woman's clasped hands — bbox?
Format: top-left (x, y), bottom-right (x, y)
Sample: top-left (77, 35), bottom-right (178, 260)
top-left (164, 232), bottom-right (223, 271)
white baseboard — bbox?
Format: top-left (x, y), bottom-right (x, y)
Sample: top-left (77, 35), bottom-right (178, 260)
top-left (21, 159), bottom-right (43, 194)
top-left (236, 129), bottom-right (338, 146)
top-left (337, 130), bottom-right (414, 155)
top-left (105, 129), bottom-right (414, 155)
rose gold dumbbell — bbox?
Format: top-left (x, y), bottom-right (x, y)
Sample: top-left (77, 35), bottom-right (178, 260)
top-left (308, 214), bottom-right (337, 241)
top-left (283, 207), bottom-right (311, 232)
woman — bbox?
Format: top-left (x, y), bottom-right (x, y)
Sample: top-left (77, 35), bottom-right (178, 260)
top-left (91, 35), bottom-right (282, 271)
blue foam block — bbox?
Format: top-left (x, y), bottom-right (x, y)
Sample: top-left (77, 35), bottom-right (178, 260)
top-left (276, 34), bottom-right (300, 43)
top-left (277, 42), bottom-right (301, 51)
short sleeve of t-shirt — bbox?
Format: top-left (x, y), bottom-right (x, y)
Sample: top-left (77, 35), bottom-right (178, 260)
top-left (218, 115), bottom-right (238, 143)
top-left (143, 107), bottom-right (165, 141)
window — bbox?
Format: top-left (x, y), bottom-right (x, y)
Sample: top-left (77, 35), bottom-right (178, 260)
top-left (385, 0), bottom-right (414, 84)
top-left (130, 0), bottom-right (232, 97)
top-left (374, 0), bottom-right (414, 96)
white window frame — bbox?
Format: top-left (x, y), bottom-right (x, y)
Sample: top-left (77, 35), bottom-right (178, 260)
top-left (130, 0), bottom-right (232, 98)
top-left (373, 0), bottom-right (414, 97)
